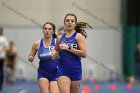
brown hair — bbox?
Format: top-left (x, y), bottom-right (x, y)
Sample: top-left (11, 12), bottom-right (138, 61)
top-left (64, 13), bottom-right (92, 38)
top-left (75, 22), bottom-right (92, 38)
top-left (43, 22), bottom-right (57, 38)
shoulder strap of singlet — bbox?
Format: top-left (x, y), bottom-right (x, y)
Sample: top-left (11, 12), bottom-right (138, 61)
top-left (62, 33), bottom-right (66, 38)
top-left (50, 38), bottom-right (55, 46)
top-left (73, 31), bottom-right (78, 38)
top-left (60, 33), bottom-right (66, 42)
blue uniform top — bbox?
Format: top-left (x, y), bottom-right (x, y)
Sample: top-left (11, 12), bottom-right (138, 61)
top-left (59, 32), bottom-right (81, 69)
top-left (38, 38), bottom-right (57, 71)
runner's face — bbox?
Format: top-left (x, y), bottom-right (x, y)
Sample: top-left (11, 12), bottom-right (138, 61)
top-left (43, 24), bottom-right (54, 38)
top-left (64, 16), bottom-right (76, 31)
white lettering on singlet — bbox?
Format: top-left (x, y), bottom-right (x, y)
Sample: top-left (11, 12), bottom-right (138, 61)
top-left (40, 52), bottom-right (52, 57)
top-left (40, 46), bottom-right (54, 57)
top-left (50, 46), bottom-right (55, 52)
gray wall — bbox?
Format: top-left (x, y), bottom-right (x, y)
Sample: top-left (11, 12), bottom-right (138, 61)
top-left (0, 0), bottom-right (120, 27)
